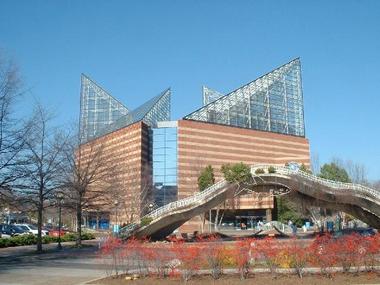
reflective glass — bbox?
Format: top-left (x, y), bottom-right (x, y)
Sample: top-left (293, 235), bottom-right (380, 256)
top-left (152, 126), bottom-right (178, 207)
top-left (184, 59), bottom-right (305, 137)
top-left (80, 75), bottom-right (171, 143)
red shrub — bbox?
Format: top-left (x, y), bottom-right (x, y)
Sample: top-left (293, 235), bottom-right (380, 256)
top-left (309, 234), bottom-right (338, 277)
top-left (202, 235), bottom-right (226, 279)
top-left (286, 238), bottom-right (310, 278)
top-left (140, 244), bottom-right (174, 278)
top-left (172, 241), bottom-right (203, 281)
top-left (232, 238), bottom-right (255, 279)
top-left (254, 237), bottom-right (280, 277)
top-left (335, 234), bottom-right (364, 272)
top-left (361, 233), bottom-right (380, 271)
top-left (100, 236), bottom-right (123, 276)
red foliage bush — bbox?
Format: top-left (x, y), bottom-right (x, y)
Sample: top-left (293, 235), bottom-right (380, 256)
top-left (309, 233), bottom-right (338, 277)
top-left (361, 233), bottom-right (380, 271)
top-left (285, 238), bottom-right (310, 278)
top-left (141, 244), bottom-right (173, 278)
top-left (202, 235), bottom-right (226, 279)
top-left (335, 233), bottom-right (363, 272)
top-left (172, 241), bottom-right (203, 281)
top-left (99, 236), bottom-right (123, 276)
top-left (232, 238), bottom-right (255, 279)
top-left (98, 232), bottom-right (380, 280)
top-left (255, 237), bottom-right (279, 277)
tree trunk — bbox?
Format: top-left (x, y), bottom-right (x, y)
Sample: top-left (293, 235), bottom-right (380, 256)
top-left (36, 193), bottom-right (43, 253)
top-left (76, 203), bottom-right (82, 247)
top-left (218, 210), bottom-right (225, 226)
top-left (214, 207), bottom-right (220, 231)
top-left (199, 213), bottom-right (205, 233)
top-left (209, 209), bottom-right (212, 232)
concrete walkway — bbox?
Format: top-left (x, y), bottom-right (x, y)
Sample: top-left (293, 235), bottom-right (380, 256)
top-left (0, 240), bottom-right (108, 285)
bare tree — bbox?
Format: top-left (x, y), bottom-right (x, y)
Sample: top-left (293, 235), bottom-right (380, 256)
top-left (109, 162), bottom-right (153, 225)
top-left (190, 157), bottom-right (208, 233)
top-left (310, 152), bottom-right (320, 175)
top-left (62, 136), bottom-right (112, 247)
top-left (372, 180), bottom-right (380, 191)
top-left (332, 157), bottom-right (368, 184)
top-left (0, 54), bottom-right (30, 206)
top-left (345, 160), bottom-right (368, 185)
top-left (16, 105), bottom-right (69, 252)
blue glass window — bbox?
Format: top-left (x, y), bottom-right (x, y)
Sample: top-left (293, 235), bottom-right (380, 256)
top-left (152, 126), bottom-right (178, 207)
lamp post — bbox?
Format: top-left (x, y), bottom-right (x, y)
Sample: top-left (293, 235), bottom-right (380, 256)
top-left (57, 193), bottom-right (64, 250)
top-left (114, 200), bottom-right (119, 234)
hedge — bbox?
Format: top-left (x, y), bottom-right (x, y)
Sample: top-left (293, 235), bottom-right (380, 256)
top-left (0, 232), bottom-right (95, 248)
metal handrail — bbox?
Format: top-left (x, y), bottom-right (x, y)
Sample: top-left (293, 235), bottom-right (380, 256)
top-left (121, 164), bottom-right (379, 236)
top-left (145, 179), bottom-right (228, 220)
top-left (120, 179), bottom-right (229, 236)
top-left (263, 221), bottom-right (293, 234)
top-left (251, 164), bottom-right (380, 200)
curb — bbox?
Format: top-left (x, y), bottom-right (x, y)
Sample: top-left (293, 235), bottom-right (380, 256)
top-left (79, 265), bottom-right (380, 284)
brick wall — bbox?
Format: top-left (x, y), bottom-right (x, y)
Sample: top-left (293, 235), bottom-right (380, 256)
top-left (79, 121), bottom-right (151, 224)
top-left (177, 119), bottom-right (310, 232)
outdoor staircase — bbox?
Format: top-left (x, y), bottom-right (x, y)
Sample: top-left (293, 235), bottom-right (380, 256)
top-left (120, 165), bottom-right (380, 240)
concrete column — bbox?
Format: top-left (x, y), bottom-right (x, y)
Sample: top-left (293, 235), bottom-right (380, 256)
top-left (84, 213), bottom-right (88, 228)
top-left (266, 209), bottom-right (272, 222)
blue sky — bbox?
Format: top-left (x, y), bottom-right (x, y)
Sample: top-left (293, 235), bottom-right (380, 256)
top-left (1, 1), bottom-right (379, 180)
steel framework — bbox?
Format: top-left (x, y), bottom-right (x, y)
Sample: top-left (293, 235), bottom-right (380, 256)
top-left (202, 86), bottom-right (224, 105)
top-left (185, 58), bottom-right (305, 137)
top-left (79, 74), bottom-right (129, 143)
top-left (79, 73), bottom-right (171, 143)
top-left (96, 88), bottom-right (171, 138)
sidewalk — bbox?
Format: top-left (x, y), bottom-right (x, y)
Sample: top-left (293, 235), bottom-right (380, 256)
top-left (0, 239), bottom-right (107, 285)
top-left (0, 239), bottom-right (100, 258)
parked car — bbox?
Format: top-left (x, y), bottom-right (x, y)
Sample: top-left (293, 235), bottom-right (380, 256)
top-left (0, 224), bottom-right (10, 238)
top-left (0, 224), bottom-right (30, 237)
top-left (14, 224), bottom-right (49, 236)
top-left (333, 227), bottom-right (376, 238)
top-left (48, 228), bottom-right (68, 237)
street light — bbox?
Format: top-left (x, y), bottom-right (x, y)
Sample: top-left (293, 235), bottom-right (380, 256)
top-left (56, 192), bottom-right (64, 250)
top-left (114, 200), bottom-right (119, 234)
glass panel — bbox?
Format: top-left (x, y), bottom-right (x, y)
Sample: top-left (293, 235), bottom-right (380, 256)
top-left (184, 58), bottom-right (305, 137)
top-left (152, 126), bottom-right (178, 207)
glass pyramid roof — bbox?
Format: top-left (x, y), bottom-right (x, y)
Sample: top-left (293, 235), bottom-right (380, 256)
top-left (80, 74), bottom-right (171, 143)
top-left (79, 74), bottom-right (129, 143)
top-left (96, 88), bottom-right (171, 138)
top-left (184, 58), bottom-right (305, 137)
top-left (202, 86), bottom-right (224, 106)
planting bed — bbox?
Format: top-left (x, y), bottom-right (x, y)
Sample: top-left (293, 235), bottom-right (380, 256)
top-left (98, 234), bottom-right (380, 284)
top-left (90, 272), bottom-right (380, 285)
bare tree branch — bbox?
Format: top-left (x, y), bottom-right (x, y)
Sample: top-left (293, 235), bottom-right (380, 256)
top-left (13, 104), bottom-right (70, 252)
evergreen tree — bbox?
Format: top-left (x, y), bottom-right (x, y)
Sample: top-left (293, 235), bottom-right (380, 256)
top-left (221, 162), bottom-right (251, 184)
top-left (198, 165), bottom-right (215, 191)
top-left (276, 196), bottom-right (304, 227)
top-left (319, 163), bottom-right (351, 183)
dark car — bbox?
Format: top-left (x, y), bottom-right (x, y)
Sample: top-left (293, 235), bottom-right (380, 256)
top-left (333, 227), bottom-right (376, 238)
top-left (0, 224), bottom-right (29, 237)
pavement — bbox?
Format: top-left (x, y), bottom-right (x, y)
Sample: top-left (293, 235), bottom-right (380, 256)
top-left (0, 240), bottom-right (108, 285)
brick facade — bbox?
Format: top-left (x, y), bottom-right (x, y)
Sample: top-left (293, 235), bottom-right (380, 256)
top-left (79, 119), bottom-right (310, 232)
top-left (177, 119), bottom-right (310, 232)
top-left (79, 121), bottom-right (151, 225)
